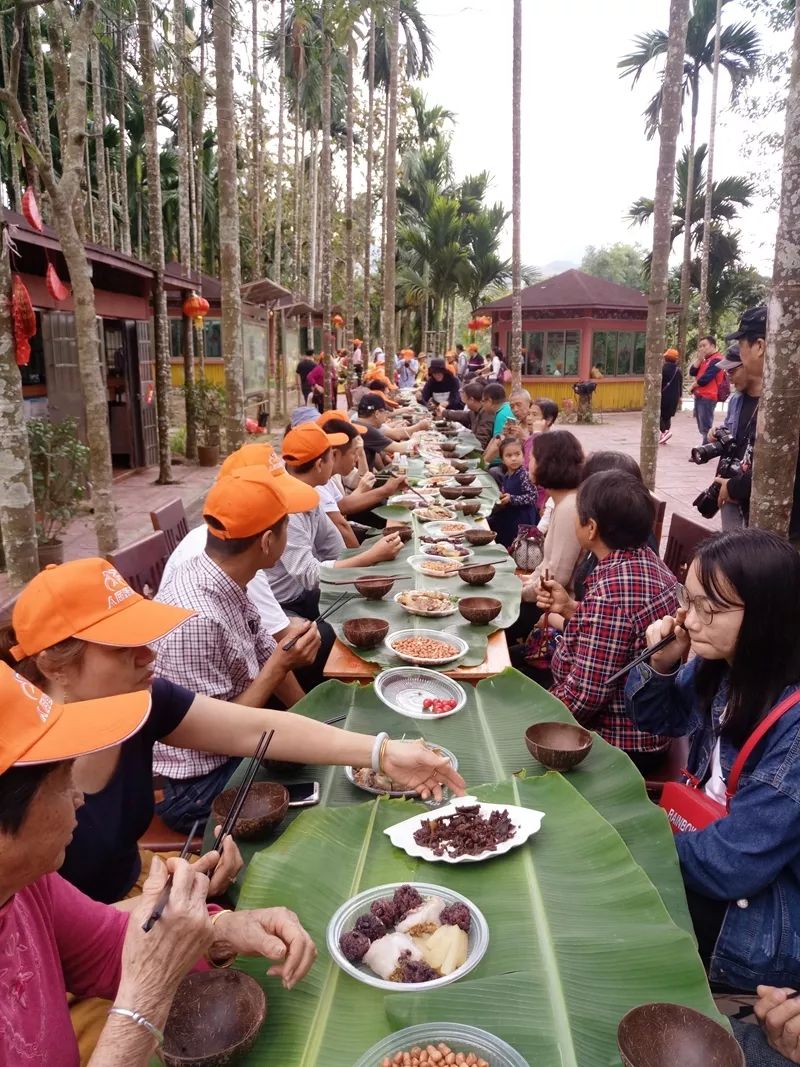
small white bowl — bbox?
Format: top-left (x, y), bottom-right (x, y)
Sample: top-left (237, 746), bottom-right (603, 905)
top-left (386, 628), bottom-right (469, 666)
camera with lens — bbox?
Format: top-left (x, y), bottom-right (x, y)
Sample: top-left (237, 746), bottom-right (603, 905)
top-left (691, 427), bottom-right (742, 519)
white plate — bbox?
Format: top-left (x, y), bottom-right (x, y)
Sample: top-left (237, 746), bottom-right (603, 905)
top-left (353, 1024), bottom-right (531, 1067)
top-left (388, 491), bottom-right (439, 509)
top-left (393, 590), bottom-right (459, 618)
top-left (345, 745), bottom-right (459, 796)
top-left (420, 542), bottom-right (474, 562)
top-left (423, 520), bottom-right (472, 538)
top-left (386, 628), bottom-right (469, 666)
top-left (385, 796), bottom-right (546, 864)
top-left (407, 553), bottom-right (462, 578)
top-left (326, 882), bottom-right (489, 992)
top-left (374, 667), bottom-right (467, 719)
top-left (414, 507), bottom-right (457, 523)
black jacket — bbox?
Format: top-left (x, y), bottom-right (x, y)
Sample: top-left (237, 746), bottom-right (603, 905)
top-left (660, 361), bottom-right (682, 418)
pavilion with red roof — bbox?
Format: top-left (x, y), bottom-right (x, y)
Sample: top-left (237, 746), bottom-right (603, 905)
top-left (476, 269), bottom-right (680, 411)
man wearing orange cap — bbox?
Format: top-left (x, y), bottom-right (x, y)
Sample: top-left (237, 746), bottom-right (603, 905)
top-left (267, 422), bottom-right (403, 617)
top-left (152, 467), bottom-right (323, 831)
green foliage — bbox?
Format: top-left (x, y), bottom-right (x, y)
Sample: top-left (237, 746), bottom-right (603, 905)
top-left (26, 418), bottom-right (90, 545)
top-left (186, 379), bottom-right (226, 445)
top-left (581, 243), bottom-right (647, 291)
top-left (170, 426), bottom-right (187, 456)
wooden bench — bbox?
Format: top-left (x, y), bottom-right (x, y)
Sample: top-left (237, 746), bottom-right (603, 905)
top-left (150, 498), bottom-right (190, 555)
top-left (663, 513), bottom-right (715, 584)
top-left (108, 531), bottom-right (168, 598)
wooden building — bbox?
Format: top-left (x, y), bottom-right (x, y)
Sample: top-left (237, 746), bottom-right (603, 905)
top-left (477, 269), bottom-right (681, 411)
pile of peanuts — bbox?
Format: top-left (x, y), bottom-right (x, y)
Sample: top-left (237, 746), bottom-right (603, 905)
top-left (380, 1045), bottom-right (490, 1066)
top-left (393, 636), bottom-right (459, 660)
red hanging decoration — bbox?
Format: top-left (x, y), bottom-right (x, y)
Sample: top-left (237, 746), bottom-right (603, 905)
top-left (332, 313), bottom-right (344, 329)
top-left (22, 188), bottom-right (43, 233)
top-left (11, 275), bottom-right (37, 366)
top-left (46, 262), bottom-right (70, 302)
top-left (182, 292), bottom-right (210, 327)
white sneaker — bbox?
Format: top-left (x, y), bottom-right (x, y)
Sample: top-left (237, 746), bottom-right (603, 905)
top-left (662, 430), bottom-right (672, 443)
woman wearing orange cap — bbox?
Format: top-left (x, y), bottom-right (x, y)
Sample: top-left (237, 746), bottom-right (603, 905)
top-left (0, 560), bottom-right (466, 911)
top-left (0, 664), bottom-right (317, 1066)
top-left (660, 348), bottom-right (683, 445)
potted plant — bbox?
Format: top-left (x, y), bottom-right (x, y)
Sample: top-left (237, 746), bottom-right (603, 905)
top-left (27, 417), bottom-right (90, 568)
top-left (188, 380), bottom-right (226, 466)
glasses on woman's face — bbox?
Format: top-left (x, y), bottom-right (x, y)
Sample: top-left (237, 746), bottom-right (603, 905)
top-left (676, 584), bottom-right (743, 624)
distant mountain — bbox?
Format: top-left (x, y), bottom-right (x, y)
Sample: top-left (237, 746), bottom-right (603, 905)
top-left (539, 259), bottom-right (579, 278)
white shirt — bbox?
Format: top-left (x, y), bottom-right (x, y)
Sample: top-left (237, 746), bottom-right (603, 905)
top-left (161, 523), bottom-right (289, 636)
top-left (491, 355), bottom-right (502, 378)
top-left (705, 740), bottom-right (727, 803)
top-left (263, 504), bottom-right (346, 603)
top-left (317, 478), bottom-right (344, 514)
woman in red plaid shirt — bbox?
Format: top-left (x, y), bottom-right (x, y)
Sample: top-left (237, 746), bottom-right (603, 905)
top-left (536, 469), bottom-right (679, 770)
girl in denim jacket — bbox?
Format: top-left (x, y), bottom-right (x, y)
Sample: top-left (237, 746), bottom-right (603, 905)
top-left (625, 529), bottom-right (800, 994)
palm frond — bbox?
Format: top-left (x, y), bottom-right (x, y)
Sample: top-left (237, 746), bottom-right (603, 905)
top-left (617, 29), bottom-right (669, 85)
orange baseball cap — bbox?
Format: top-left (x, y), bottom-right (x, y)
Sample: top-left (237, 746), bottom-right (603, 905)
top-left (204, 466), bottom-right (319, 540)
top-left (0, 662), bottom-right (152, 774)
top-left (316, 410), bottom-right (367, 436)
top-left (219, 443), bottom-right (283, 478)
top-left (10, 559), bottom-right (195, 660)
top-left (282, 422), bottom-right (348, 464)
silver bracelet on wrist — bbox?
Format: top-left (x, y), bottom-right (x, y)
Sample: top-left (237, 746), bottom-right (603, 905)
top-left (108, 1006), bottom-right (165, 1048)
top-left (371, 731), bottom-right (389, 773)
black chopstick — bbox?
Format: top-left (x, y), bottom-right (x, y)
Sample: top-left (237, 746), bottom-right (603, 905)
top-left (216, 730), bottom-right (274, 847)
top-left (281, 593), bottom-right (352, 651)
top-left (142, 818), bottom-right (201, 932)
top-left (606, 632), bottom-right (678, 685)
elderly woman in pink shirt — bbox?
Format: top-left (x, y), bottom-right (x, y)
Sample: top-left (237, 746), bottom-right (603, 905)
top-left (0, 663), bottom-right (316, 1067)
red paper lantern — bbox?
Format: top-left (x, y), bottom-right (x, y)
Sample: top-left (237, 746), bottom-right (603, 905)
top-left (182, 292), bottom-right (210, 327)
top-left (11, 275), bottom-right (37, 366)
top-left (22, 188), bottom-right (43, 233)
top-left (46, 263), bottom-right (70, 302)
top-left (332, 313), bottom-right (344, 328)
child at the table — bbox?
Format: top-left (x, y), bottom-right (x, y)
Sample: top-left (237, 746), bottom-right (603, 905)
top-left (488, 436), bottom-right (539, 550)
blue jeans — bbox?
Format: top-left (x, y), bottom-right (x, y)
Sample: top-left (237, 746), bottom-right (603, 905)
top-left (157, 757), bottom-right (242, 834)
top-left (731, 1020), bottom-right (787, 1067)
top-left (694, 397), bottom-right (717, 444)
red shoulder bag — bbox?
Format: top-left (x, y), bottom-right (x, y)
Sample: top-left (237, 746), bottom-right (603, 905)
top-left (660, 692), bottom-right (800, 834)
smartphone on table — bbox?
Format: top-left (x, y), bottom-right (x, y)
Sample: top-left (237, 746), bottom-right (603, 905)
top-left (286, 781), bottom-right (321, 808)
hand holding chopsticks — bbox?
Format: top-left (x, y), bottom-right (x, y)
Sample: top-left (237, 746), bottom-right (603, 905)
top-left (142, 819), bottom-right (201, 932)
top-left (281, 593), bottom-right (353, 651)
top-left (606, 609), bottom-right (690, 685)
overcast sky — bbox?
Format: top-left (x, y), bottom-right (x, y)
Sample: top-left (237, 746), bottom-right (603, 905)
top-left (417, 0), bottom-right (788, 275)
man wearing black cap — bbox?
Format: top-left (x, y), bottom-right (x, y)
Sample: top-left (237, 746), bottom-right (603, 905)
top-left (354, 394), bottom-right (411, 470)
top-left (709, 342), bottom-right (760, 530)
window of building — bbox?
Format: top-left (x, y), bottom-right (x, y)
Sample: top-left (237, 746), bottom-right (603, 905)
top-left (591, 330), bottom-right (646, 376)
top-left (522, 329), bottom-right (580, 376)
top-left (169, 317), bottom-right (222, 360)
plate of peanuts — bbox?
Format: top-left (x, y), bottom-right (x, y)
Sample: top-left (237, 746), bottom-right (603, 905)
top-left (386, 629), bottom-right (469, 667)
top-left (353, 1023), bottom-right (531, 1067)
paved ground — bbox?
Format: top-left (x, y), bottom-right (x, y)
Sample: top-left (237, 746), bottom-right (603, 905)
top-left (0, 402), bottom-right (721, 607)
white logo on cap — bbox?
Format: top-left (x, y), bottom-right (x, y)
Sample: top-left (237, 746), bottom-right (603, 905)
top-left (103, 567), bottom-right (127, 592)
top-left (13, 671), bottom-right (54, 723)
top-left (267, 450), bottom-right (286, 475)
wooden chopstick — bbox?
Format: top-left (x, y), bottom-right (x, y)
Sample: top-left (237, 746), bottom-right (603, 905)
top-left (281, 593), bottom-right (353, 651)
top-left (606, 632), bottom-right (678, 685)
top-left (142, 818), bottom-right (201, 932)
top-left (216, 729), bottom-right (275, 848)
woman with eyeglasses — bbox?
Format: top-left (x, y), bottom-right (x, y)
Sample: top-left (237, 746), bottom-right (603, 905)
top-left (626, 528), bottom-right (800, 995)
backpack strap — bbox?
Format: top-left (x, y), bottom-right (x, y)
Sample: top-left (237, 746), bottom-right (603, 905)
top-left (726, 691), bottom-right (800, 801)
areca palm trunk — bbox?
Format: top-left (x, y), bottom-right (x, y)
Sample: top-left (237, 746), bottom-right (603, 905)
top-left (90, 35), bottom-right (111, 246)
top-left (640, 0), bottom-right (692, 489)
top-left (345, 30), bottom-right (355, 350)
top-left (698, 0), bottom-right (722, 338)
top-left (292, 104), bottom-right (302, 293)
top-left (175, 0), bottom-right (197, 460)
top-left (379, 89), bottom-right (389, 340)
top-left (362, 14), bottom-right (375, 355)
top-left (0, 21), bottom-right (21, 211)
top-left (677, 74), bottom-right (700, 360)
top-left (320, 3), bottom-right (333, 410)
top-left (511, 0), bottom-right (522, 387)
top-left (382, 0), bottom-right (400, 380)
top-left (250, 0), bottom-right (263, 275)
top-left (308, 128), bottom-right (319, 310)
top-left (29, 8), bottom-right (52, 219)
top-left (273, 0), bottom-right (287, 421)
top-left (213, 0), bottom-right (246, 451)
top-left (750, 11), bottom-right (800, 535)
top-left (137, 0), bottom-right (173, 483)
top-left (116, 14), bottom-right (132, 254)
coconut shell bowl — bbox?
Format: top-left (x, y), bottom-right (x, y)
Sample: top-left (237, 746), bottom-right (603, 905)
top-left (163, 971), bottom-right (267, 1067)
top-left (211, 781), bottom-right (289, 840)
top-left (457, 563), bottom-right (496, 586)
top-left (354, 576), bottom-right (396, 599)
top-left (458, 597), bottom-right (502, 626)
top-left (343, 618), bottom-right (390, 649)
top-left (525, 722), bottom-right (593, 772)
top-left (617, 1003), bottom-right (745, 1067)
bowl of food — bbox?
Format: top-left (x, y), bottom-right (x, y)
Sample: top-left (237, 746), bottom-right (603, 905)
top-left (440, 485), bottom-right (483, 500)
top-left (354, 576), bottom-right (395, 599)
top-left (421, 541), bottom-right (473, 561)
top-left (424, 520), bottom-right (471, 538)
top-left (346, 745), bottom-right (459, 796)
top-left (408, 554), bottom-right (463, 578)
top-left (354, 1023), bottom-right (531, 1067)
top-left (456, 500), bottom-right (482, 516)
top-left (386, 524), bottom-right (413, 543)
top-left (458, 596), bottom-right (502, 626)
top-left (414, 505), bottom-right (456, 523)
top-left (386, 629), bottom-right (468, 666)
top-left (439, 426), bottom-right (459, 438)
top-left (163, 971), bottom-right (267, 1067)
top-left (440, 442), bottom-right (458, 455)
top-left (617, 1004), bottom-right (745, 1067)
top-left (328, 882), bottom-right (489, 992)
top-left (464, 529), bottom-right (496, 546)
top-left (343, 617), bottom-right (390, 649)
top-left (454, 473), bottom-right (477, 486)
top-left (210, 781), bottom-right (289, 840)
top-left (525, 721), bottom-right (593, 772)
top-left (374, 667), bottom-right (467, 719)
top-left (395, 589), bottom-right (459, 618)
top-left (458, 563), bottom-right (496, 586)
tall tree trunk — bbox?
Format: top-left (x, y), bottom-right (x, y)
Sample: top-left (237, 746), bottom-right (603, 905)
top-left (137, 0), bottom-right (173, 483)
top-left (362, 14), bottom-right (375, 357)
top-left (307, 128), bottom-right (319, 306)
top-left (250, 0), bottom-right (263, 276)
top-left (320, 4), bottom-right (333, 411)
top-left (273, 0), bottom-right (286, 421)
top-left (511, 0), bottom-right (522, 388)
top-left (292, 103), bottom-right (302, 293)
top-left (116, 15), bottom-right (132, 255)
top-left (0, 214), bottom-right (38, 584)
top-left (344, 30), bottom-right (355, 351)
top-left (29, 8), bottom-right (52, 221)
top-left (175, 0), bottom-right (197, 460)
top-left (677, 76), bottom-right (700, 360)
top-left (640, 0), bottom-right (692, 489)
top-left (0, 20), bottom-right (21, 211)
top-left (84, 139), bottom-right (96, 241)
top-left (213, 0), bottom-right (245, 451)
top-left (382, 0), bottom-right (400, 380)
top-left (379, 89), bottom-right (389, 340)
top-left (193, 0), bottom-right (205, 277)
top-left (750, 11), bottom-right (800, 536)
top-left (698, 0), bottom-right (722, 338)
top-left (90, 35), bottom-right (111, 246)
